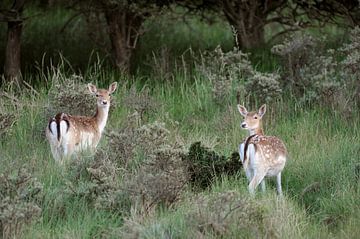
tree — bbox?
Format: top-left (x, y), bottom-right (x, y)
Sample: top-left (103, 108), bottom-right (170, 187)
top-left (221, 0), bottom-right (287, 49)
top-left (0, 0), bottom-right (26, 85)
top-left (69, 0), bottom-right (172, 73)
top-left (177, 0), bottom-right (298, 49)
top-left (294, 0), bottom-right (360, 27)
top-left (179, 0), bottom-right (359, 50)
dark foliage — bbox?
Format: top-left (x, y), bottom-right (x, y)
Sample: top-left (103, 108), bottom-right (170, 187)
top-left (183, 142), bottom-right (241, 190)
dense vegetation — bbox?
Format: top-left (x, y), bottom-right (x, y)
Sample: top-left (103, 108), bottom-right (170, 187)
top-left (1, 3), bottom-right (360, 239)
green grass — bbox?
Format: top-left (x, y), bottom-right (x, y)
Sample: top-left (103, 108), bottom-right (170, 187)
top-left (1, 5), bottom-right (359, 238)
top-left (1, 73), bottom-right (359, 238)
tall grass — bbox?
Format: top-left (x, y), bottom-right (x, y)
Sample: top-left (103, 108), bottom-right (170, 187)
top-left (1, 66), bottom-right (359, 237)
top-left (1, 5), bottom-right (359, 238)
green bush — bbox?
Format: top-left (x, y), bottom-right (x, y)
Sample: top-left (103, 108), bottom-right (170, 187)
top-left (183, 142), bottom-right (241, 190)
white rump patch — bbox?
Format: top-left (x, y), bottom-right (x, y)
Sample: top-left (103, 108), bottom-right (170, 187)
top-left (239, 143), bottom-right (245, 163)
top-left (49, 121), bottom-right (57, 139)
top-left (59, 120), bottom-right (68, 137)
top-left (248, 144), bottom-right (256, 162)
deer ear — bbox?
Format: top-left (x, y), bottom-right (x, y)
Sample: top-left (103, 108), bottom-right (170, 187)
top-left (258, 104), bottom-right (266, 118)
top-left (237, 104), bottom-right (248, 117)
top-left (88, 83), bottom-right (97, 94)
top-left (108, 82), bottom-right (118, 94)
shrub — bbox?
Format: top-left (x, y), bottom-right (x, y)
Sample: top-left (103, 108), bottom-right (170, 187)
top-left (106, 112), bottom-right (170, 170)
top-left (340, 27), bottom-right (360, 106)
top-left (272, 32), bottom-right (352, 109)
top-left (197, 46), bottom-right (282, 104)
top-left (0, 168), bottom-right (42, 239)
top-left (183, 142), bottom-right (241, 190)
top-left (187, 191), bottom-right (267, 237)
top-left (0, 91), bottom-right (20, 138)
top-left (47, 74), bottom-right (98, 117)
top-left (64, 153), bottom-right (131, 215)
top-left (124, 146), bottom-right (188, 215)
top-left (118, 191), bottom-right (310, 238)
top-left (245, 72), bottom-right (283, 103)
top-left (0, 113), bottom-right (16, 138)
top-left (272, 29), bottom-right (360, 116)
top-left (272, 33), bottom-right (319, 94)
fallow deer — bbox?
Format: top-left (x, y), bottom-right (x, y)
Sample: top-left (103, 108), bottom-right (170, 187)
top-left (46, 82), bottom-right (117, 163)
top-left (237, 104), bottom-right (287, 195)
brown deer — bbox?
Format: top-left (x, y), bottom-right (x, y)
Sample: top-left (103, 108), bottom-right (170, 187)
top-left (46, 82), bottom-right (117, 163)
top-left (237, 104), bottom-right (287, 195)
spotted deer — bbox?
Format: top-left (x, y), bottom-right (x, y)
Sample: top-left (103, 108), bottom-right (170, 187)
top-left (237, 104), bottom-right (287, 195)
top-left (46, 82), bottom-right (117, 163)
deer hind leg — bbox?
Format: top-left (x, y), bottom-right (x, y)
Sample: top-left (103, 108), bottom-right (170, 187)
top-left (248, 170), bottom-right (266, 195)
top-left (49, 143), bottom-right (62, 162)
top-left (276, 172), bottom-right (283, 196)
top-left (260, 179), bottom-right (266, 193)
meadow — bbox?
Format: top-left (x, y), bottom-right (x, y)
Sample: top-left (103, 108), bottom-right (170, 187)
top-left (0, 7), bottom-right (359, 239)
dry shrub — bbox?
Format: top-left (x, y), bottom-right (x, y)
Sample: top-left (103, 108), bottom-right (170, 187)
top-left (341, 27), bottom-right (360, 106)
top-left (124, 146), bottom-right (188, 215)
top-left (103, 112), bottom-right (188, 214)
top-left (0, 113), bottom-right (16, 138)
top-left (188, 191), bottom-right (267, 237)
top-left (64, 153), bottom-right (131, 215)
top-left (109, 114), bottom-right (187, 213)
top-left (341, 27), bottom-right (360, 74)
top-left (188, 192), bottom-right (308, 238)
top-left (0, 91), bottom-right (22, 138)
top-left (107, 112), bottom-right (170, 169)
top-left (122, 85), bottom-right (160, 119)
top-left (272, 33), bottom-right (318, 95)
top-left (272, 31), bottom-right (357, 114)
top-left (183, 142), bottom-right (241, 190)
top-left (246, 72), bottom-right (283, 103)
top-left (118, 191), bottom-right (309, 239)
top-left (0, 168), bottom-right (42, 239)
top-left (198, 46), bottom-right (282, 104)
top-left (47, 74), bottom-right (97, 117)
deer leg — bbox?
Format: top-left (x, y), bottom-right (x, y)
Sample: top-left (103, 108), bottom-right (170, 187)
top-left (260, 179), bottom-right (266, 193)
top-left (276, 172), bottom-right (283, 196)
top-left (245, 168), bottom-right (253, 182)
top-left (248, 171), bottom-right (266, 195)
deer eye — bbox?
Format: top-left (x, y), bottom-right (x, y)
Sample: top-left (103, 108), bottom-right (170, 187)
top-left (254, 116), bottom-right (258, 119)
top-left (95, 94), bottom-right (99, 97)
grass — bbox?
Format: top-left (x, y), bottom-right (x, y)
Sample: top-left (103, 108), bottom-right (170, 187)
top-left (1, 5), bottom-right (359, 238)
top-left (1, 73), bottom-right (359, 238)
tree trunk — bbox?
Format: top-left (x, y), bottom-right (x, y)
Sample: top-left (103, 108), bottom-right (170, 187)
top-left (223, 1), bottom-right (267, 49)
top-left (5, 20), bottom-right (23, 85)
top-left (232, 13), bottom-right (266, 49)
top-left (235, 20), bottom-right (265, 49)
top-left (105, 9), bottom-right (143, 73)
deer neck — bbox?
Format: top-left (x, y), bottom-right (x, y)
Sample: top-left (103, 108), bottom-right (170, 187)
top-left (94, 105), bottom-right (110, 134)
top-left (249, 125), bottom-right (264, 136)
